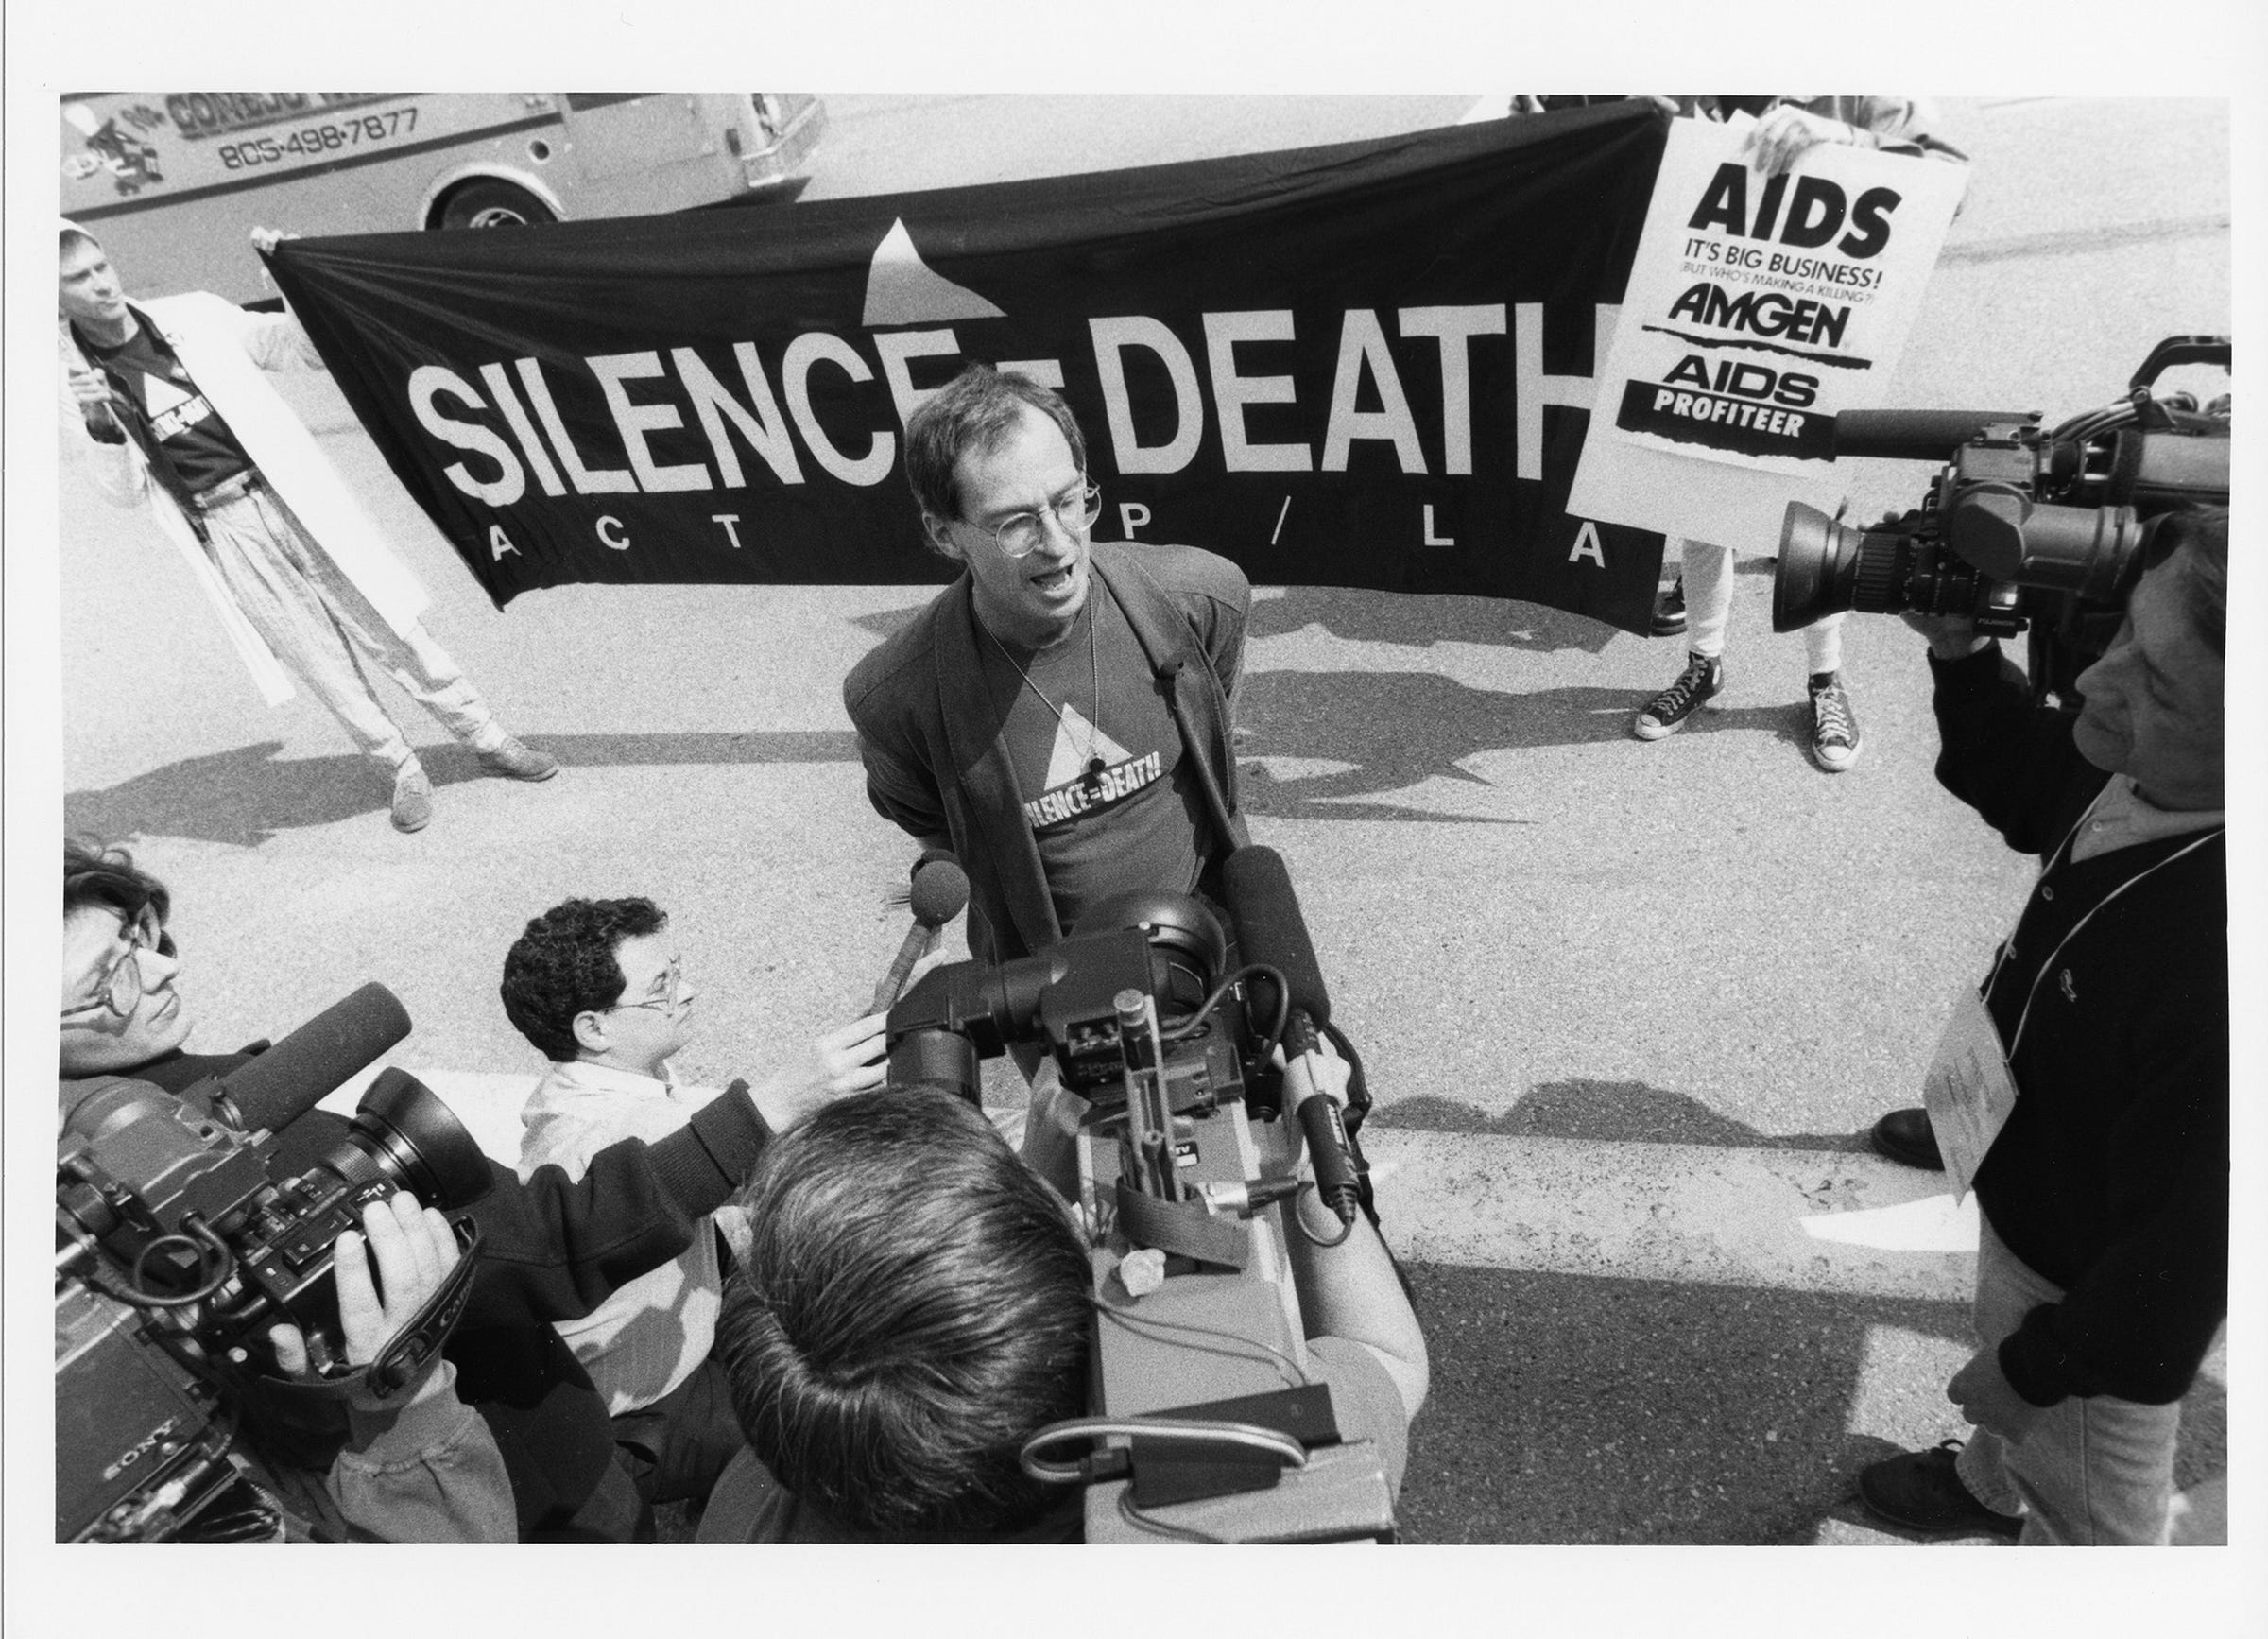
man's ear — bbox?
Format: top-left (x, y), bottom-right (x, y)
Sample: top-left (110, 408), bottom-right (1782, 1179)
top-left (571, 1009), bottom-right (612, 1058)
top-left (922, 513), bottom-right (964, 561)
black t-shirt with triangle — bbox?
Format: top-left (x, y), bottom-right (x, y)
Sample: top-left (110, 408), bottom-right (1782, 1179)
top-left (79, 319), bottom-right (253, 495)
top-left (978, 584), bottom-right (1209, 938)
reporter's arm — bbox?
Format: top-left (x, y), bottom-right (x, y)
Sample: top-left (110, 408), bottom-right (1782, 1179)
top-left (1278, 1044), bottom-right (1427, 1419)
top-left (464, 1082), bottom-right (776, 1325)
top-left (1284, 1190), bottom-right (1429, 1423)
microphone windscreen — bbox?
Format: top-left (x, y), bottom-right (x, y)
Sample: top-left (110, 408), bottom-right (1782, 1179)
top-left (1829, 408), bottom-right (2038, 462)
top-left (217, 981), bottom-right (413, 1134)
top-left (1220, 846), bottom-right (1331, 1027)
top-left (909, 858), bottom-right (971, 928)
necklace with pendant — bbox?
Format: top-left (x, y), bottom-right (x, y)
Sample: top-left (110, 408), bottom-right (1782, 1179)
top-left (987, 603), bottom-right (1107, 791)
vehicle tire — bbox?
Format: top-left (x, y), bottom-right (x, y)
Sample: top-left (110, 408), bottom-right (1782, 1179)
top-left (435, 180), bottom-right (556, 230)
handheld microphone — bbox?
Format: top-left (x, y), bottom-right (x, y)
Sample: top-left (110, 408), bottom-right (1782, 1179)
top-left (201, 981), bottom-right (414, 1134)
top-left (1221, 848), bottom-right (1360, 1226)
top-left (872, 857), bottom-right (970, 1015)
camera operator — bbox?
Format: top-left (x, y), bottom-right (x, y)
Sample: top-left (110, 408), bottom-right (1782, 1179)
top-left (60, 837), bottom-right (864, 1540)
top-left (1853, 509), bottom-right (2226, 1545)
top-left (696, 1077), bottom-right (1426, 1543)
top-left (61, 845), bottom-right (511, 1539)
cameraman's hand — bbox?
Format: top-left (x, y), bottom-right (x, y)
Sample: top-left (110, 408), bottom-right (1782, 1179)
top-left (1741, 105), bottom-right (1852, 176)
top-left (268, 1192), bottom-right (461, 1413)
top-left (1900, 611), bottom-right (1992, 662)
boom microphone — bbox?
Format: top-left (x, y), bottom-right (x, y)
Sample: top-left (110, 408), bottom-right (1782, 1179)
top-left (204, 981), bottom-right (413, 1135)
top-left (1220, 847), bottom-right (1330, 1030)
top-left (1829, 408), bottom-right (2040, 462)
top-left (1221, 848), bottom-right (1358, 1226)
top-left (872, 857), bottom-right (970, 1015)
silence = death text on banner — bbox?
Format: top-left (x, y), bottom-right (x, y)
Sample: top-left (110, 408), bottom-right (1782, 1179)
top-left (1569, 114), bottom-right (1967, 546)
top-left (266, 105), bottom-right (1672, 632)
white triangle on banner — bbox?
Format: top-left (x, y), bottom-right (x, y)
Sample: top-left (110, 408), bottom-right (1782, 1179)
top-left (1042, 703), bottom-right (1133, 790)
top-left (862, 218), bottom-right (1007, 327)
top-left (141, 372), bottom-right (193, 416)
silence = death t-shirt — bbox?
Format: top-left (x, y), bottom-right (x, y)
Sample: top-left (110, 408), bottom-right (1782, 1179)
top-left (79, 320), bottom-right (253, 495)
top-left (982, 586), bottom-right (1209, 938)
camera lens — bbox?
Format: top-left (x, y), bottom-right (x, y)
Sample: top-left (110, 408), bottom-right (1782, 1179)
top-left (337, 1068), bottom-right (494, 1213)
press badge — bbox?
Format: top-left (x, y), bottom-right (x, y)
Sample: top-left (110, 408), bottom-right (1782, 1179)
top-left (1920, 982), bottom-right (2019, 1200)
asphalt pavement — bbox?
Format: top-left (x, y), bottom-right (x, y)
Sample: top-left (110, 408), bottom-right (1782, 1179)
top-left (39, 96), bottom-right (2239, 1554)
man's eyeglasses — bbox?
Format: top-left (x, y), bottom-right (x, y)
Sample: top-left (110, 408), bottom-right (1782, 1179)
top-left (968, 480), bottom-right (1103, 560)
top-left (61, 905), bottom-right (164, 1022)
top-left (609, 956), bottom-right (689, 1016)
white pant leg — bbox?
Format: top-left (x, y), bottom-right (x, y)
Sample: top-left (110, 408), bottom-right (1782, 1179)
top-left (196, 488), bottom-right (418, 768)
top-left (223, 482), bottom-right (507, 752)
top-left (1679, 537), bottom-right (1736, 658)
top-left (1804, 612), bottom-right (1846, 677)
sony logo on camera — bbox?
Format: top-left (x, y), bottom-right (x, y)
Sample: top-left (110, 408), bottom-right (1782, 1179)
top-left (100, 1416), bottom-right (183, 1484)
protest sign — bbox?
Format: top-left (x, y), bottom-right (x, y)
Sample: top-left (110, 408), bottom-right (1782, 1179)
top-left (1568, 115), bottom-right (1967, 547)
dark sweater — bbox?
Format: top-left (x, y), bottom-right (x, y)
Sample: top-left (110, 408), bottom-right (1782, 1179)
top-left (78, 1050), bottom-right (775, 1537)
top-left (1930, 647), bottom-right (2227, 1407)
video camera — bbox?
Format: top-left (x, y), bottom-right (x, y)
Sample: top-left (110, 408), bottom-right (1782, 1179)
top-left (885, 850), bottom-right (1395, 1542)
top-left (1773, 336), bottom-right (2230, 702)
top-left (55, 983), bottom-right (492, 1542)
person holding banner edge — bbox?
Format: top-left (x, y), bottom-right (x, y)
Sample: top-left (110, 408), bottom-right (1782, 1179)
top-left (1625, 98), bottom-right (1967, 770)
top-left (58, 222), bottom-right (557, 834)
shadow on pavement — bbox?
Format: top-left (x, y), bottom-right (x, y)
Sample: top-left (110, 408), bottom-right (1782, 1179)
top-left (1398, 1263), bottom-right (1969, 1543)
top-left (1238, 673), bottom-right (1816, 820)
top-left (66, 732), bottom-right (862, 848)
top-left (1394, 1263), bottom-right (2225, 1544)
top-left (1378, 1079), bottom-right (1864, 1153)
top-left (1249, 584), bottom-right (1621, 654)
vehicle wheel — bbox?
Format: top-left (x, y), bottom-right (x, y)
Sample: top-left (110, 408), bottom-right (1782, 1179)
top-left (436, 180), bottom-right (555, 230)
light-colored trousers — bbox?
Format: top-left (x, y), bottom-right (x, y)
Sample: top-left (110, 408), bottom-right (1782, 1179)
top-left (197, 477), bottom-right (500, 769)
top-left (1678, 536), bottom-right (1844, 674)
top-left (1954, 1214), bottom-right (2182, 1545)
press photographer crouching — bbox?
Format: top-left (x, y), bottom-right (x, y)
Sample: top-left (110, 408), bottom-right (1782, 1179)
top-left (696, 1079), bottom-right (1425, 1542)
top-left (1855, 509), bottom-right (2227, 1545)
top-left (58, 838), bottom-right (844, 1541)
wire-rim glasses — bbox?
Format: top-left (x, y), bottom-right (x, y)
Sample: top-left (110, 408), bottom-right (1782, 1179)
top-left (976, 480), bottom-right (1102, 560)
top-left (61, 904), bottom-right (164, 1022)
top-left (609, 955), bottom-right (690, 1016)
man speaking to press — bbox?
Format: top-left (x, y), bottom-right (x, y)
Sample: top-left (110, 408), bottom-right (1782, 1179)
top-left (843, 364), bottom-right (1251, 971)
top-left (1857, 509), bottom-right (2227, 1546)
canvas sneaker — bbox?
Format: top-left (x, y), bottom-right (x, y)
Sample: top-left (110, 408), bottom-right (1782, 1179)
top-left (1808, 671), bottom-right (1863, 772)
top-left (1633, 652), bottom-right (1723, 740)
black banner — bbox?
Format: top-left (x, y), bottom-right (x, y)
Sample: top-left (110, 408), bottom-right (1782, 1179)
top-left (267, 103), bottom-right (1670, 630)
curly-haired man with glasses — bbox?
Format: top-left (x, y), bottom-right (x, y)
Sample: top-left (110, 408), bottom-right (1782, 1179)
top-left (844, 364), bottom-right (1252, 972)
top-left (501, 895), bottom-right (893, 1527)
